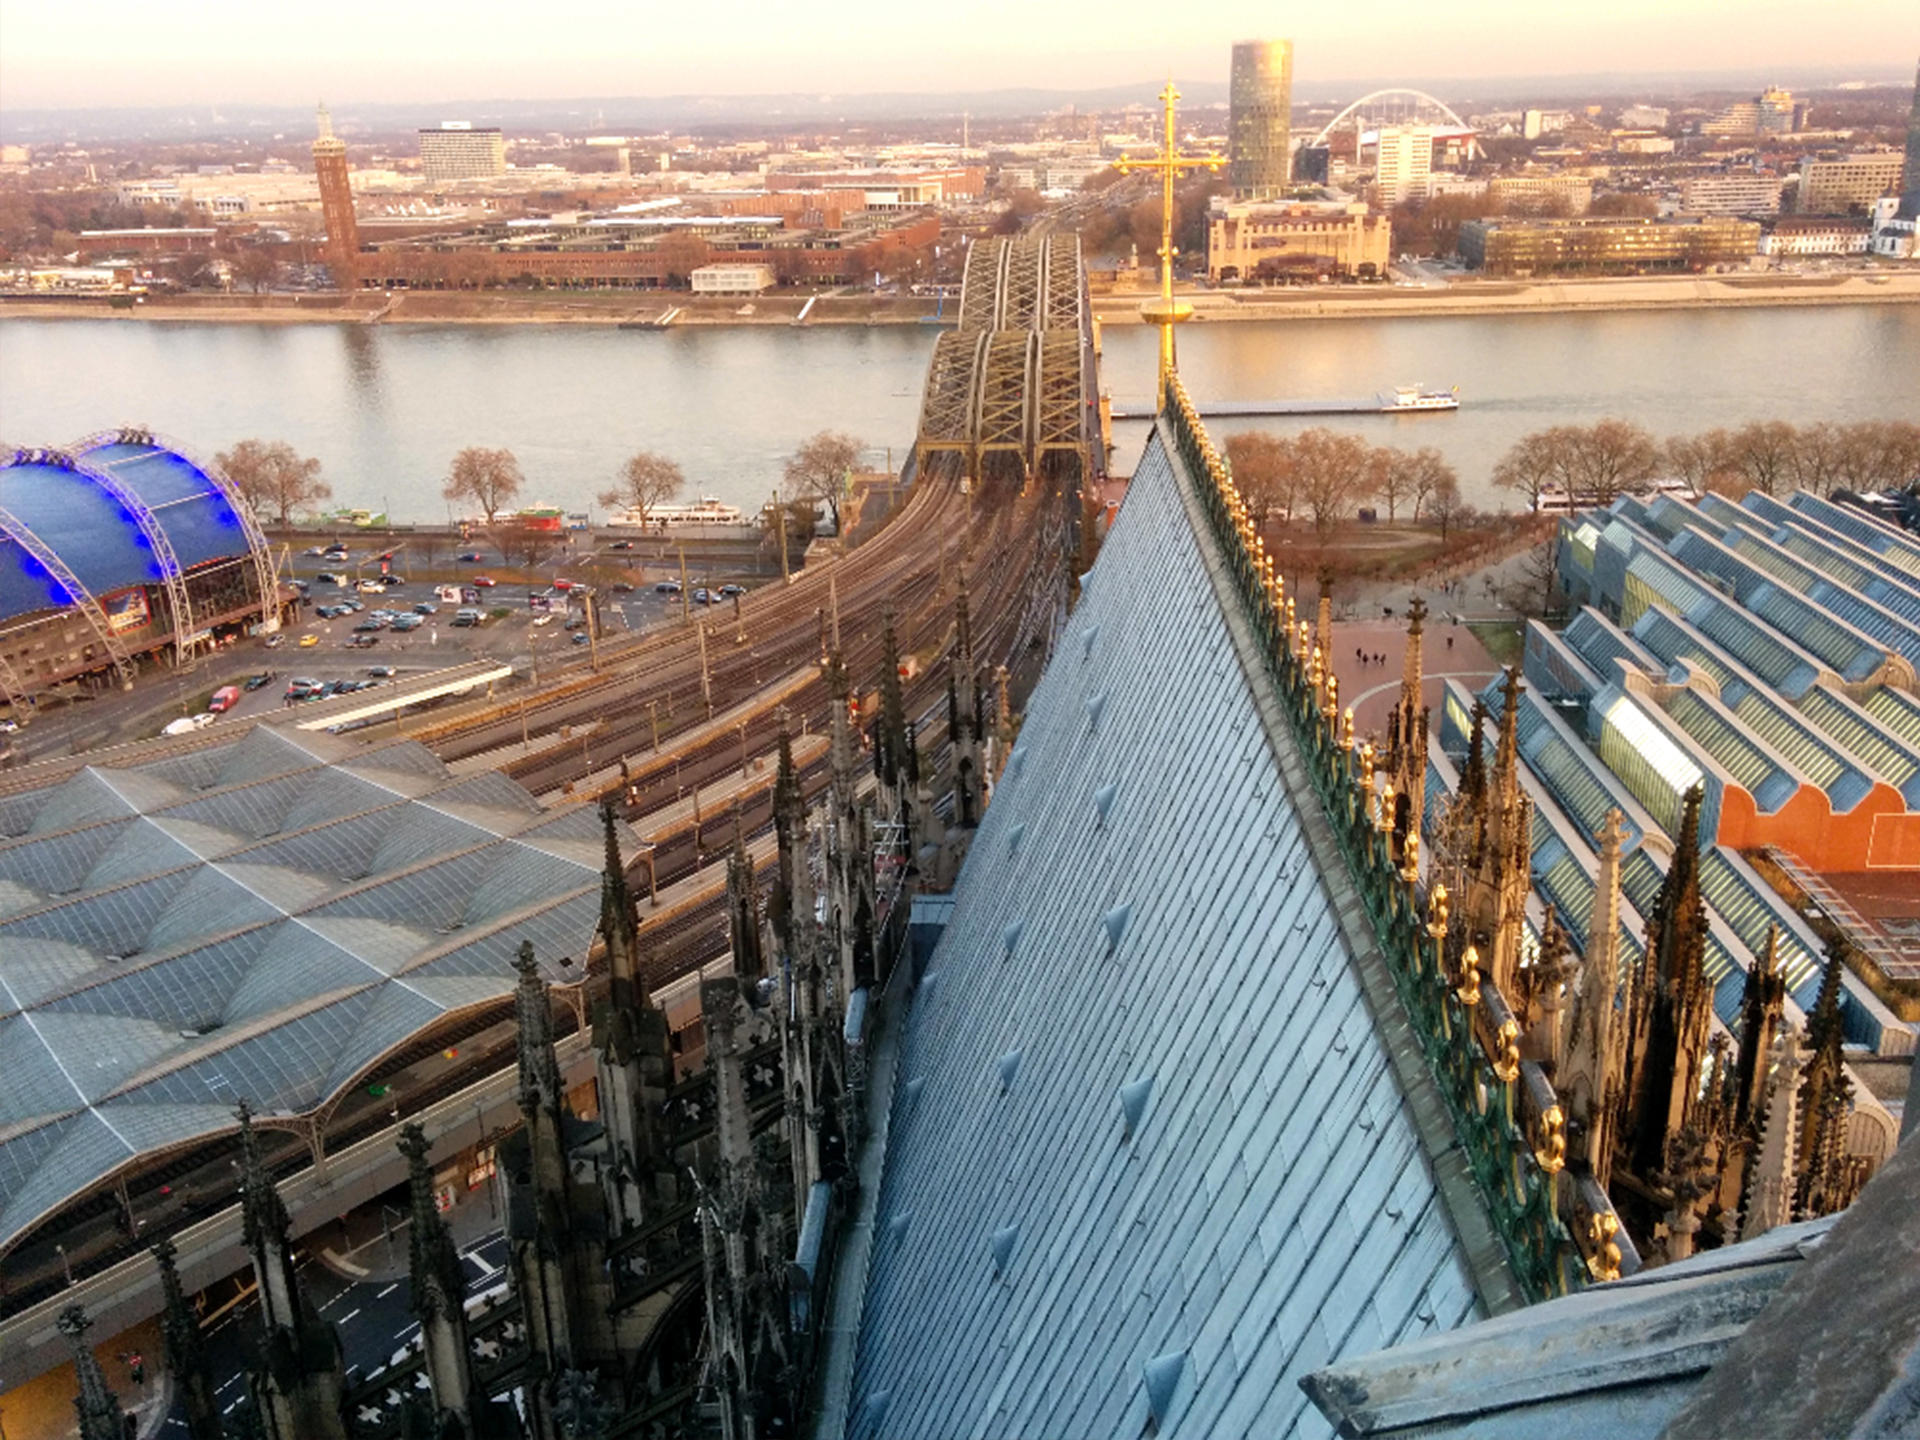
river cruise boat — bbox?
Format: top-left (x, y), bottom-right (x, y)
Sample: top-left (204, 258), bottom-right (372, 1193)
top-left (607, 496), bottom-right (746, 531)
top-left (1378, 384), bottom-right (1460, 412)
top-left (1534, 477), bottom-right (1699, 514)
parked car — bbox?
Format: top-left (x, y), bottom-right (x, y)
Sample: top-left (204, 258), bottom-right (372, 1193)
top-left (304, 546), bottom-right (329, 557)
top-left (472, 576), bottom-right (497, 587)
top-left (693, 588), bottom-right (714, 605)
top-left (208, 685), bottom-right (242, 714)
top-left (316, 572), bottom-right (349, 586)
top-left (611, 582), bottom-right (635, 593)
top-left (243, 671), bottom-right (275, 691)
top-left (718, 584), bottom-right (745, 598)
top-left (552, 578), bottom-right (576, 591)
top-left (353, 619), bottom-right (384, 632)
top-left (264, 634), bottom-right (286, 649)
top-left (284, 679), bottom-right (322, 701)
top-left (533, 613), bottom-right (555, 627)
top-left (573, 632), bottom-right (592, 645)
top-left (609, 540), bottom-right (635, 550)
top-left (299, 634), bottom-right (320, 647)
top-left (356, 579), bottom-right (389, 594)
top-left (348, 634), bottom-right (380, 648)
top-left (654, 581), bottom-right (681, 594)
top-left (366, 665), bottom-right (397, 678)
top-left (161, 716), bottom-right (201, 736)
top-left (413, 602), bottom-right (438, 615)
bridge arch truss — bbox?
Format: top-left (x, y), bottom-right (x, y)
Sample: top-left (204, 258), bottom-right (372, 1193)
top-left (915, 235), bottom-right (1091, 490)
top-left (1310, 89), bottom-right (1471, 148)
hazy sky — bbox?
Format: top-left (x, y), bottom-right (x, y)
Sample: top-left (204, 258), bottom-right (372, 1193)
top-left (1, 0), bottom-right (1915, 110)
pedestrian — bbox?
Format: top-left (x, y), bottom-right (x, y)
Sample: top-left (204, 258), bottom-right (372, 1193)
top-left (1447, 635), bottom-right (1455, 650)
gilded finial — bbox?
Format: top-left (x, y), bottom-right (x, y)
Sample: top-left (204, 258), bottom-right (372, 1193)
top-left (1400, 828), bottom-right (1420, 885)
top-left (1456, 943), bottom-right (1482, 1006)
top-left (1376, 781), bottom-right (1395, 834)
top-left (1340, 706), bottom-right (1355, 750)
top-left (1426, 882), bottom-right (1449, 939)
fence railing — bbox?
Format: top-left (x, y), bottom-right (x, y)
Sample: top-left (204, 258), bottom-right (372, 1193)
top-left (1164, 378), bottom-right (1612, 1302)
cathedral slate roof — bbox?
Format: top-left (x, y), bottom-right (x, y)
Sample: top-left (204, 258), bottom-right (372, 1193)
top-left (840, 425), bottom-right (1483, 1440)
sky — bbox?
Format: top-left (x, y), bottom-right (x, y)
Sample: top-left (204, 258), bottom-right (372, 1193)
top-left (0, 0), bottom-right (1915, 111)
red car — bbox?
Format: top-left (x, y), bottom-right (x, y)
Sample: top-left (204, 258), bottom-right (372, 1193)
top-left (472, 575), bottom-right (497, 587)
top-left (552, 578), bottom-right (576, 591)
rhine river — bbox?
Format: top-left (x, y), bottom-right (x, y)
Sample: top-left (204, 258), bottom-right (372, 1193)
top-left (2, 304), bottom-right (1916, 523)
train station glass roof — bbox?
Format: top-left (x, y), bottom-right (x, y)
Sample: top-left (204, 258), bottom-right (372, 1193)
top-left (0, 725), bottom-right (636, 1252)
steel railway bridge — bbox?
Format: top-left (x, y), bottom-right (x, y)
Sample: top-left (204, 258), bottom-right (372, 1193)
top-left (915, 234), bottom-right (1099, 497)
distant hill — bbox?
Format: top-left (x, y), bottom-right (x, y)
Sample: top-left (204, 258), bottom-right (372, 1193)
top-left (1, 64), bottom-right (1910, 146)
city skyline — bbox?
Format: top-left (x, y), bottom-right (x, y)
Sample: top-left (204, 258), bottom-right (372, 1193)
top-left (1, 0), bottom-right (1917, 112)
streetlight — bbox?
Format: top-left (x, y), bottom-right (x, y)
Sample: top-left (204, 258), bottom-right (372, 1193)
top-left (55, 1242), bottom-right (72, 1287)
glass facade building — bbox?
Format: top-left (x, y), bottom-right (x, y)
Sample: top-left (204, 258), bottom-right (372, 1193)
top-left (1228, 39), bottom-right (1293, 198)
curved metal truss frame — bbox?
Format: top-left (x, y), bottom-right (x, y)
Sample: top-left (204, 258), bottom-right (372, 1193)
top-left (921, 235), bottom-right (1092, 484)
top-left (916, 330), bottom-right (990, 457)
top-left (82, 428), bottom-right (281, 636)
top-left (0, 495), bottom-right (137, 685)
top-left (1310, 88), bottom-right (1471, 148)
top-left (956, 240), bottom-right (1005, 334)
top-left (1034, 332), bottom-right (1087, 457)
top-left (997, 240), bottom-right (1043, 334)
top-left (976, 331), bottom-right (1038, 461)
top-left (51, 446), bottom-right (198, 668)
top-left (1041, 235), bottom-right (1084, 336)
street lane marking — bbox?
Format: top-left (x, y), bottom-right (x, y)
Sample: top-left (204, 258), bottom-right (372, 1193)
top-left (375, 1282), bottom-right (399, 1299)
top-left (339, 1307), bottom-right (361, 1325)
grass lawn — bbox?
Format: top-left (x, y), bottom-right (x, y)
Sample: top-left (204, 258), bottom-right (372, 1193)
top-left (1467, 621), bottom-right (1526, 667)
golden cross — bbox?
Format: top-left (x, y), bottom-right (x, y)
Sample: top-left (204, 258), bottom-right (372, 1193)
top-left (1115, 81), bottom-right (1224, 405)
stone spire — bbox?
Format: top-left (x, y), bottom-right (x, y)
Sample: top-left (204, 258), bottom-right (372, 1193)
top-left (237, 1100), bottom-right (298, 1335)
top-left (1387, 595), bottom-right (1429, 853)
top-left (398, 1123), bottom-right (480, 1431)
top-left (1733, 926), bottom-right (1788, 1134)
top-left (1623, 784), bottom-right (1715, 1180)
top-left (58, 1305), bottom-right (125, 1440)
top-left (1794, 941), bottom-right (1853, 1215)
top-left (727, 815), bottom-right (766, 984)
top-left (590, 810), bottom-right (675, 1236)
top-left (235, 1102), bottom-right (348, 1439)
top-left (1525, 904), bottom-right (1579, 1071)
top-left (1560, 810), bottom-right (1626, 1186)
top-left (598, 802), bottom-right (642, 1013)
top-left (950, 582), bottom-right (983, 828)
top-left (513, 940), bottom-right (565, 1117)
top-left (1739, 1025), bottom-right (1803, 1242)
top-left (875, 608), bottom-right (915, 806)
top-left (771, 714), bottom-right (809, 959)
top-left (154, 1236), bottom-right (222, 1440)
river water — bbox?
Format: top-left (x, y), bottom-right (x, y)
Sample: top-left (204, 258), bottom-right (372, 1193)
top-left (2, 305), bottom-right (1915, 523)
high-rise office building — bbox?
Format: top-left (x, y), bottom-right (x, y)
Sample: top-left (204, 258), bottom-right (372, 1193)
top-left (418, 122), bottom-right (507, 183)
top-left (1797, 152), bottom-right (1905, 214)
top-left (1901, 57), bottom-right (1920, 218)
top-left (1228, 39), bottom-right (1294, 197)
top-left (312, 105), bottom-right (359, 290)
top-left (1373, 126), bottom-right (1433, 207)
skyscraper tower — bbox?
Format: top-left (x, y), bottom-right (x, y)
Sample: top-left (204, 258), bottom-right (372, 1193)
top-left (1228, 40), bottom-right (1294, 197)
top-left (312, 104), bottom-right (360, 291)
top-left (1901, 57), bottom-right (1920, 219)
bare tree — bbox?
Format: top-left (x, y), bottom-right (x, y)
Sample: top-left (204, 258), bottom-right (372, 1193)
top-left (1500, 541), bottom-right (1562, 618)
top-left (1833, 420), bottom-right (1920, 492)
top-left (444, 447), bottom-right (525, 527)
top-left (1426, 474), bottom-right (1470, 541)
top-left (1728, 421), bottom-right (1799, 497)
top-left (1565, 418), bottom-right (1659, 505)
top-left (1290, 428), bottom-right (1377, 542)
top-left (599, 451), bottom-right (685, 526)
top-left (1786, 422), bottom-right (1849, 493)
top-left (783, 431), bottom-right (862, 533)
top-left (492, 522), bottom-right (560, 576)
top-left (1395, 448), bottom-right (1458, 524)
top-left (1224, 432), bottom-right (1298, 524)
top-left (1492, 428), bottom-right (1575, 513)
top-left (214, 439), bottom-right (330, 526)
top-left (231, 249), bottom-right (279, 293)
top-left (1664, 429), bottom-right (1738, 498)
